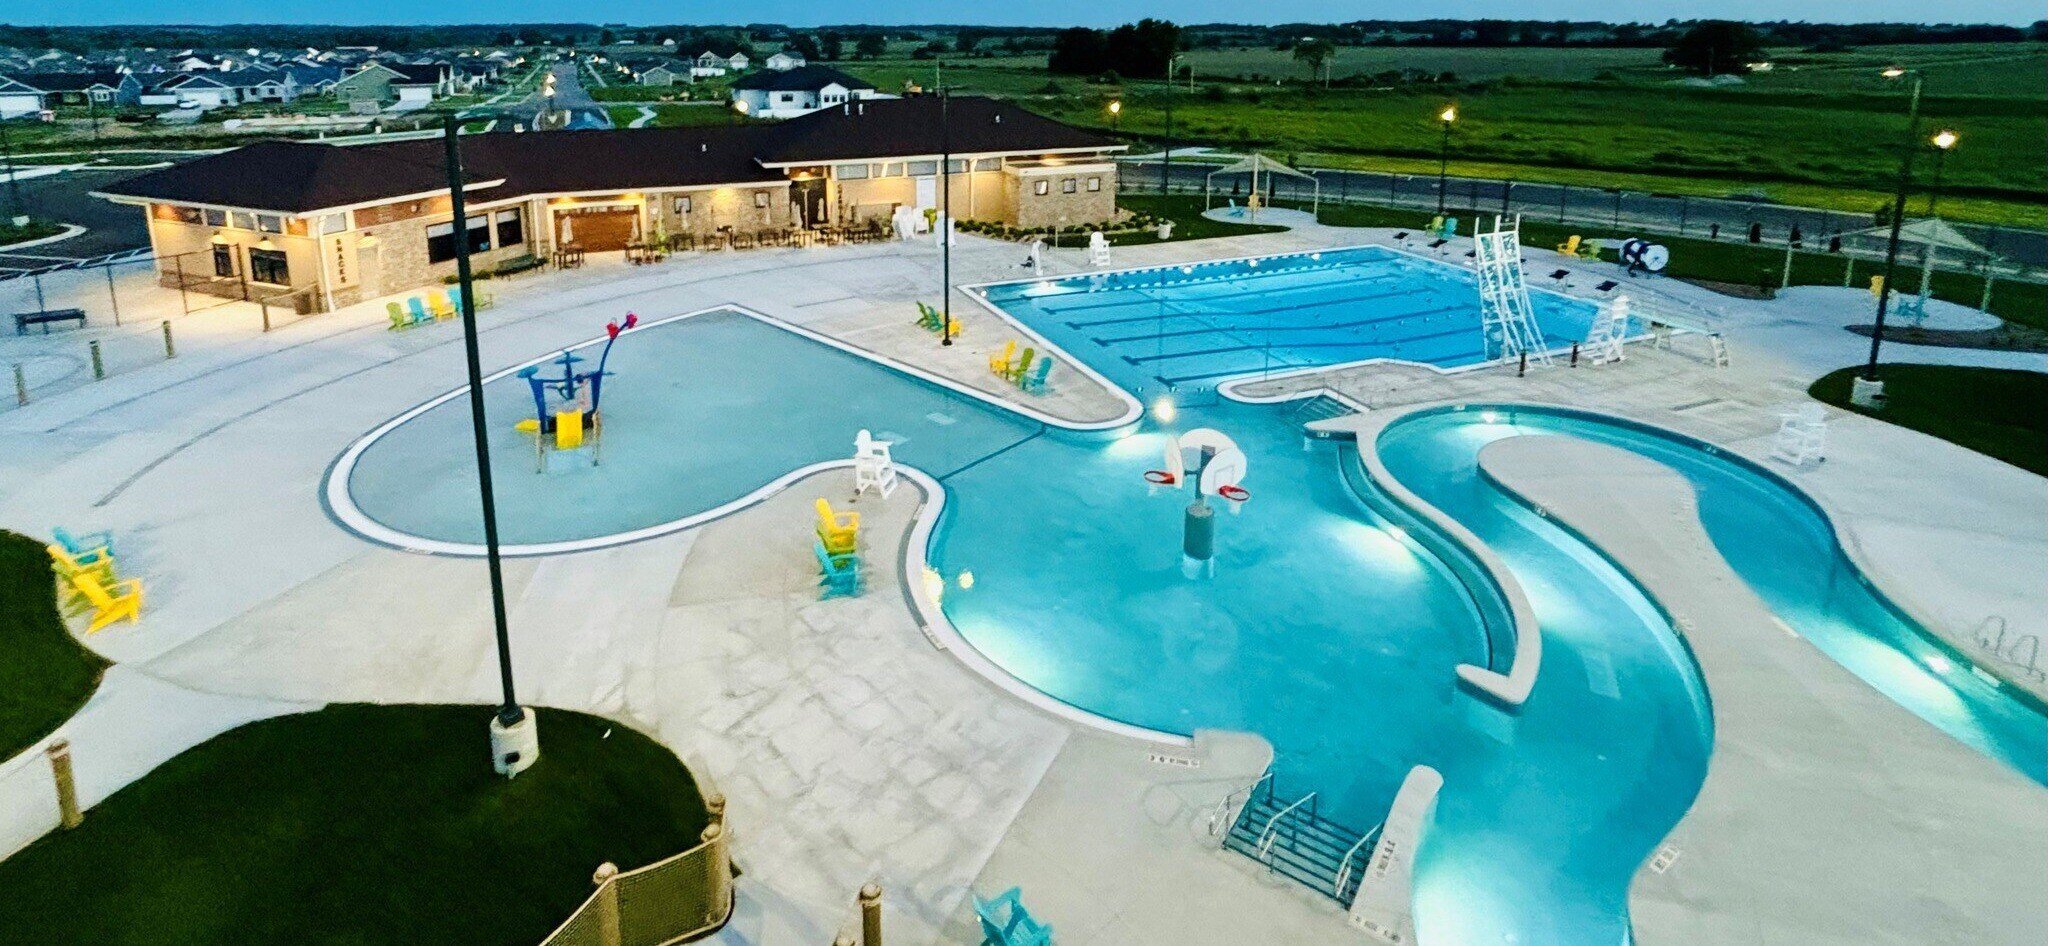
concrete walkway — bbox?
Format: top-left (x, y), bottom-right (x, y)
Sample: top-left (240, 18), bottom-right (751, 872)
top-left (1481, 436), bottom-right (2047, 946)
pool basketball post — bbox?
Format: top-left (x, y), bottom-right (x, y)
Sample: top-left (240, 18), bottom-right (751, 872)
top-left (444, 116), bottom-right (537, 776)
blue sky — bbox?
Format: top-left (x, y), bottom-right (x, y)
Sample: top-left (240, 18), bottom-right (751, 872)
top-left (20, 1), bottom-right (2045, 27)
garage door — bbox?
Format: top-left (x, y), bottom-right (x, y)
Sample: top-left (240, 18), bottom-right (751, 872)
top-left (555, 208), bottom-right (639, 252)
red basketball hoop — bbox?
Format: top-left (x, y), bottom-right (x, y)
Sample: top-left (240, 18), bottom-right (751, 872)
top-left (1217, 484), bottom-right (1250, 503)
top-left (1144, 470), bottom-right (1178, 485)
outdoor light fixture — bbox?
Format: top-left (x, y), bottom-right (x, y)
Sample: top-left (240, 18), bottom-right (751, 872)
top-left (1931, 129), bottom-right (1958, 150)
top-left (356, 232), bottom-right (379, 248)
top-left (1153, 397), bottom-right (1178, 423)
top-left (1881, 66), bottom-right (1906, 79)
top-left (1436, 105), bottom-right (1459, 213)
top-left (1856, 66), bottom-right (1928, 406)
top-left (1439, 105), bottom-right (1458, 124)
top-left (208, 230), bottom-right (227, 244)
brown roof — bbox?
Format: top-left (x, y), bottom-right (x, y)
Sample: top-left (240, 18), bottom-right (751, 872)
top-left (758, 95), bottom-right (1120, 165)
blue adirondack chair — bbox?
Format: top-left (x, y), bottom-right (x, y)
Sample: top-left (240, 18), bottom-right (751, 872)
top-left (973, 887), bottom-right (1051, 946)
top-left (814, 540), bottom-right (861, 598)
top-left (405, 296), bottom-right (434, 325)
top-left (53, 527), bottom-right (114, 563)
top-left (1018, 356), bottom-right (1053, 395)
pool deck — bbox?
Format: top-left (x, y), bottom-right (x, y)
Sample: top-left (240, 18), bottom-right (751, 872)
top-left (1478, 435), bottom-right (2047, 946)
top-left (1, 216), bottom-right (2043, 944)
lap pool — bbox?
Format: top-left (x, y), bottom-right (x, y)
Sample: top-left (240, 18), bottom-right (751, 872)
top-left (331, 243), bottom-right (2033, 946)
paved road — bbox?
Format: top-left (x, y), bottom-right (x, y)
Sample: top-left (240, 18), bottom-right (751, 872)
top-left (489, 62), bottom-right (613, 131)
top-left (0, 165), bottom-right (158, 272)
top-left (1123, 159), bottom-right (2048, 269)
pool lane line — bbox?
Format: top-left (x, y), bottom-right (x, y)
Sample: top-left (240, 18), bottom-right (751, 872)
top-left (1124, 324), bottom-right (1480, 368)
top-left (1093, 304), bottom-right (1468, 346)
top-left (1046, 270), bottom-right (1401, 321)
top-left (1059, 283), bottom-right (1421, 328)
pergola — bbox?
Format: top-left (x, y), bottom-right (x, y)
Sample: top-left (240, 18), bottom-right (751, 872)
top-left (1837, 218), bottom-right (2002, 322)
top-left (1204, 153), bottom-right (1320, 223)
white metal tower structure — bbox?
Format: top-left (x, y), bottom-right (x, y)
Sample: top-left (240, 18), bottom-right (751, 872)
top-left (1472, 215), bottom-right (1552, 366)
top-left (1581, 294), bottom-right (1629, 365)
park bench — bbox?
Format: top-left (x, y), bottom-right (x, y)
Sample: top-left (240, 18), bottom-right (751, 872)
top-left (13, 307), bottom-right (86, 335)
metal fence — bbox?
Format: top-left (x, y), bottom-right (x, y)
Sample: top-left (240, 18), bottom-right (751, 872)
top-left (1119, 159), bottom-right (2048, 273)
top-left (538, 795), bottom-right (735, 946)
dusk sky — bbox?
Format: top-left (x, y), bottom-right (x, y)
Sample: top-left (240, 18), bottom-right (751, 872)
top-left (25, 1), bottom-right (2046, 27)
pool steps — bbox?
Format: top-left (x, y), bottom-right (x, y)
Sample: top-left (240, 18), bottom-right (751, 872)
top-left (1220, 775), bottom-right (1377, 905)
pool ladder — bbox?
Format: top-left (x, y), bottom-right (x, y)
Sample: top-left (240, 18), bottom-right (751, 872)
top-left (1218, 772), bottom-right (1381, 906)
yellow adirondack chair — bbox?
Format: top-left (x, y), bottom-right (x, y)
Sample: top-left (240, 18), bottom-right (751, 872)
top-left (48, 545), bottom-right (115, 608)
top-left (988, 340), bottom-right (1017, 376)
top-left (68, 572), bottom-right (143, 633)
top-left (815, 498), bottom-right (860, 554)
top-left (428, 293), bottom-right (457, 321)
top-left (1556, 234), bottom-right (1582, 256)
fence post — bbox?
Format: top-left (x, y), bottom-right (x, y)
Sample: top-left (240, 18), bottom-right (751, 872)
top-left (1500, 181), bottom-right (1511, 217)
top-left (1611, 191), bottom-right (1622, 227)
top-left (162, 320), bottom-right (175, 358)
top-left (13, 363), bottom-right (26, 407)
top-left (590, 862), bottom-right (622, 946)
top-left (105, 264), bottom-right (122, 326)
top-left (89, 341), bottom-right (104, 381)
top-left (1843, 257), bottom-right (1855, 288)
top-left (1678, 196), bottom-right (1690, 236)
top-left (260, 297), bottom-right (272, 333)
top-left (175, 254), bottom-right (191, 315)
top-left (47, 739), bottom-right (82, 829)
top-left (859, 883), bottom-right (883, 946)
top-left (1979, 272), bottom-right (1995, 313)
top-left (1557, 184), bottom-right (1567, 223)
top-left (1781, 242), bottom-right (1795, 289)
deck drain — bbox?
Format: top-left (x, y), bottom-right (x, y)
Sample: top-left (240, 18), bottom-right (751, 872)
top-left (1647, 846), bottom-right (1681, 874)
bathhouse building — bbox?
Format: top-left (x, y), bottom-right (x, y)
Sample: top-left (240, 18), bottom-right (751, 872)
top-left (94, 96), bottom-right (1124, 313)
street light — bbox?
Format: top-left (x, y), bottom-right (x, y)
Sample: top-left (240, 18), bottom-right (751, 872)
top-left (1855, 67), bottom-right (1926, 406)
top-left (1162, 55), bottom-right (1180, 196)
top-left (1436, 104), bottom-right (1458, 215)
top-left (1926, 129), bottom-right (1958, 216)
top-left (1107, 99), bottom-right (1121, 132)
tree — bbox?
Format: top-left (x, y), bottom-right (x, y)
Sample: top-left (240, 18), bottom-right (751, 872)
top-left (1105, 18), bottom-right (1179, 79)
top-left (1292, 38), bottom-right (1336, 86)
top-left (598, 28), bottom-right (616, 46)
top-left (854, 33), bottom-right (887, 59)
top-left (1048, 27), bottom-right (1110, 75)
top-left (787, 34), bottom-right (821, 61)
top-left (956, 28), bottom-right (986, 53)
top-left (1662, 21), bottom-right (1766, 76)
top-left (820, 31), bottom-right (844, 60)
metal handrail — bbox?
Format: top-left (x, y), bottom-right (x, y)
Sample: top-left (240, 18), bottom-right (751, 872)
top-left (1254, 790), bottom-right (1317, 863)
top-left (1206, 770), bottom-right (1272, 839)
top-left (1332, 821), bottom-right (1386, 902)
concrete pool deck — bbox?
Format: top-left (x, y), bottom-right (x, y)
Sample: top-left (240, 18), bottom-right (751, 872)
top-left (1, 217), bottom-right (2042, 944)
top-left (1480, 436), bottom-right (2047, 946)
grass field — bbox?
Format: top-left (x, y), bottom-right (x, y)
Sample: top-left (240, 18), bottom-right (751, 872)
top-left (1811, 364), bottom-right (2048, 475)
top-left (0, 531), bottom-right (109, 760)
top-left (1105, 194), bottom-right (1289, 244)
top-left (0, 704), bottom-right (712, 946)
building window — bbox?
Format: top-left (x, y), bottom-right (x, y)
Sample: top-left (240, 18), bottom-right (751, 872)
top-left (834, 162), bottom-right (868, 180)
top-left (212, 243), bottom-right (235, 277)
top-left (203, 208), bottom-right (226, 227)
top-left (248, 248), bottom-right (289, 285)
top-left (1087, 176), bottom-right (1102, 192)
top-left (466, 214), bottom-right (491, 253)
top-left (495, 209), bottom-right (524, 247)
top-left (906, 160), bottom-right (937, 177)
top-left (319, 212), bottom-right (348, 235)
top-left (754, 192), bottom-right (769, 209)
top-left (973, 157), bottom-right (1000, 171)
top-left (256, 214), bottom-right (284, 234)
top-left (882, 162), bottom-right (904, 177)
top-left (1033, 180), bottom-right (1049, 196)
top-left (229, 210), bottom-right (256, 230)
top-left (426, 222), bottom-right (455, 262)
top-left (1062, 178), bottom-right (1077, 194)
top-left (946, 159), bottom-right (967, 174)
top-left (674, 196), bottom-right (692, 215)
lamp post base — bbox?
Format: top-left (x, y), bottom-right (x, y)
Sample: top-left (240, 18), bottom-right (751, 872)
top-left (489, 706), bottom-right (540, 777)
top-left (1850, 376), bottom-right (1887, 409)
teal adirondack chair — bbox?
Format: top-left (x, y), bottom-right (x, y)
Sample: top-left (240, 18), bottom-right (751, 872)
top-left (1003, 347), bottom-right (1035, 384)
top-left (405, 296), bottom-right (434, 325)
top-left (1018, 356), bottom-right (1053, 394)
top-left (53, 527), bottom-right (114, 563)
top-left (973, 887), bottom-right (1051, 946)
top-left (916, 302), bottom-right (943, 331)
top-left (1438, 216), bottom-right (1459, 240)
top-left (814, 540), bottom-right (861, 598)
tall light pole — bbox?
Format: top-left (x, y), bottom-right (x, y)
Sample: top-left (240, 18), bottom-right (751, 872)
top-left (1926, 129), bottom-right (1958, 217)
top-left (1436, 104), bottom-right (1458, 215)
top-left (1107, 98), bottom-right (1121, 133)
top-left (0, 117), bottom-right (23, 225)
top-left (1855, 67), bottom-right (1925, 406)
top-left (442, 116), bottom-right (536, 774)
top-left (939, 74), bottom-right (954, 347)
top-left (1162, 54), bottom-right (1179, 196)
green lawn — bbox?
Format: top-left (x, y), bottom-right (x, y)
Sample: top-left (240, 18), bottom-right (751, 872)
top-left (0, 704), bottom-right (712, 946)
top-left (1107, 194), bottom-right (1289, 244)
top-left (1810, 364), bottom-right (2048, 475)
top-left (0, 531), bottom-right (109, 760)
top-left (0, 219), bottom-right (66, 248)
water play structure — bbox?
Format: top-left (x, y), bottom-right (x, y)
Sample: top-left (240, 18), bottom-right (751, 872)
top-left (1144, 426), bottom-right (1251, 577)
top-left (514, 313), bottom-right (638, 461)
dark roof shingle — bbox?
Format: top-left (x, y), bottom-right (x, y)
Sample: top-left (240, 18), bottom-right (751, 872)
top-left (758, 95), bottom-right (1119, 165)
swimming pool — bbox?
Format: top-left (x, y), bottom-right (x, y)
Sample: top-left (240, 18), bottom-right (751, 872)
top-left (975, 245), bottom-right (1608, 399)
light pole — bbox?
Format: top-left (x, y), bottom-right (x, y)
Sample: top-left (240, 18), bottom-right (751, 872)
top-left (1436, 104), bottom-right (1458, 215)
top-left (939, 79), bottom-right (953, 347)
top-left (1926, 129), bottom-right (1958, 217)
top-left (441, 116), bottom-right (536, 775)
top-left (1855, 67), bottom-right (1926, 407)
top-left (1107, 98), bottom-right (1121, 133)
top-left (1162, 55), bottom-right (1179, 196)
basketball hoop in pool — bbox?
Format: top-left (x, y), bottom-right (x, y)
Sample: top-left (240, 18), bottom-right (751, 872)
top-left (1143, 427), bottom-right (1251, 578)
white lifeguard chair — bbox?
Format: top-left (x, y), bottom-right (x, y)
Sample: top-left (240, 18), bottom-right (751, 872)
top-left (1088, 230), bottom-right (1112, 268)
top-left (853, 429), bottom-right (898, 498)
top-left (1028, 239), bottom-right (1047, 276)
top-left (1771, 404), bottom-right (1828, 468)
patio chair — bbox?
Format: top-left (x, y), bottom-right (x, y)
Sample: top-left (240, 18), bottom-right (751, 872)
top-left (1557, 234), bottom-right (1583, 256)
top-left (814, 540), bottom-right (861, 598)
top-left (1003, 348), bottom-right (1035, 385)
top-left (1548, 269), bottom-right (1571, 282)
top-left (387, 301), bottom-right (412, 330)
top-left (815, 498), bottom-right (860, 554)
top-left (1439, 217), bottom-right (1459, 239)
top-left (916, 302), bottom-right (944, 332)
top-left (1578, 239), bottom-right (1604, 260)
top-left (988, 340), bottom-right (1017, 376)
top-left (448, 285), bottom-right (494, 312)
top-left (405, 296), bottom-right (435, 325)
top-left (47, 544), bottom-right (115, 588)
top-left (53, 526), bottom-right (115, 561)
top-left (973, 887), bottom-right (1052, 946)
top-left (67, 571), bottom-right (144, 634)
top-left (1594, 280), bottom-right (1619, 292)
top-left (1019, 355), bottom-right (1053, 395)
top-left (428, 292), bottom-right (456, 321)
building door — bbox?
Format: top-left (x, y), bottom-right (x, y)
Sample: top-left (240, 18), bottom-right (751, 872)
top-left (914, 176), bottom-right (937, 211)
top-left (555, 207), bottom-right (638, 252)
top-left (793, 178), bottom-right (827, 227)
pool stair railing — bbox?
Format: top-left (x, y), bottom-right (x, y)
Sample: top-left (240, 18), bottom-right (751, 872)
top-left (1219, 773), bottom-right (1381, 905)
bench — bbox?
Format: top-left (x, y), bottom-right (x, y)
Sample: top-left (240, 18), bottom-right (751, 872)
top-left (13, 307), bottom-right (86, 335)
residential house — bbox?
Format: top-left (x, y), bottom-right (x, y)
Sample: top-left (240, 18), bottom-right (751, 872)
top-left (140, 73), bottom-right (238, 109)
top-left (0, 76), bottom-right (43, 118)
top-left (0, 71), bottom-right (144, 112)
top-left (96, 96), bottom-right (1124, 312)
top-left (765, 51), bottom-right (805, 71)
top-left (331, 62), bottom-right (447, 109)
top-left (730, 66), bottom-right (885, 119)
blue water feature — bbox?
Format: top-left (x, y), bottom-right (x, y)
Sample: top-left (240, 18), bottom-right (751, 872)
top-left (337, 243), bottom-right (2033, 945)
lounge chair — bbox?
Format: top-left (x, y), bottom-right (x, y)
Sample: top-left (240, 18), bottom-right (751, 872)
top-left (1548, 269), bottom-right (1571, 283)
top-left (1578, 239), bottom-right (1604, 260)
top-left (387, 301), bottom-right (412, 330)
top-left (1594, 280), bottom-right (1619, 292)
top-left (973, 887), bottom-right (1052, 946)
top-left (1427, 239), bottom-right (1448, 250)
top-left (1392, 231), bottom-right (1410, 241)
top-left (1426, 215), bottom-right (1443, 234)
top-left (988, 340), bottom-right (1017, 376)
top-left (405, 296), bottom-right (435, 325)
top-left (814, 540), bottom-right (861, 598)
top-left (448, 285), bottom-right (494, 312)
top-left (67, 572), bottom-right (144, 634)
top-left (1440, 217), bottom-right (1459, 239)
top-left (815, 498), bottom-right (860, 554)
top-left (1003, 347), bottom-right (1035, 385)
top-left (1019, 355), bottom-right (1053, 394)
top-left (53, 526), bottom-right (115, 561)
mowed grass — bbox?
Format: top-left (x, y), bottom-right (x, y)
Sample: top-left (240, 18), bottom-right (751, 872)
top-left (1811, 364), bottom-right (2048, 475)
top-left (0, 704), bottom-right (712, 946)
top-left (0, 531), bottom-right (109, 760)
top-left (1107, 194), bottom-right (1290, 244)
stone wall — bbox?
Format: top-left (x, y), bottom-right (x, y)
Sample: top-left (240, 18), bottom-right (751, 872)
top-left (648, 184), bottom-right (794, 239)
top-left (1009, 164), bottom-right (1118, 231)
